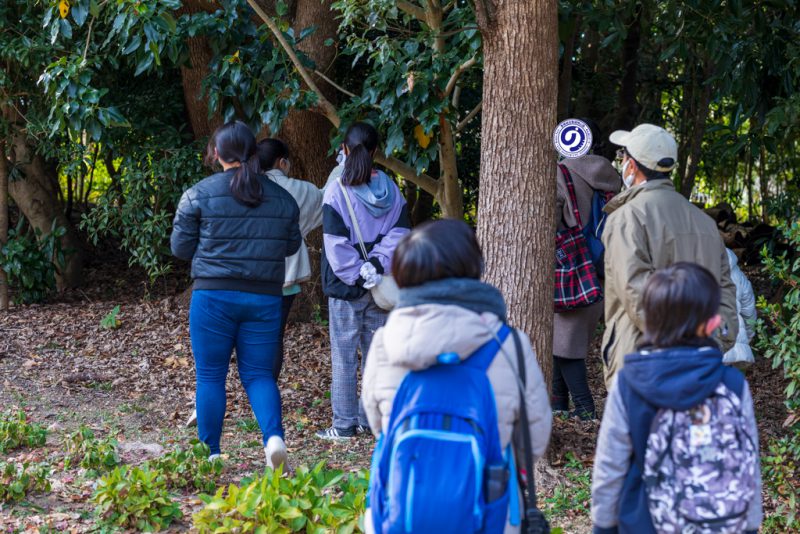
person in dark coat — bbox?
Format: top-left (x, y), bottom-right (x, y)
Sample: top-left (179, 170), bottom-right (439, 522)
top-left (171, 121), bottom-right (301, 468)
top-left (553, 125), bottom-right (621, 420)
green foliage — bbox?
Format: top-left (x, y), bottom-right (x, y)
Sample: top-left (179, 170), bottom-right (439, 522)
top-left (0, 461), bottom-right (51, 502)
top-left (144, 440), bottom-right (223, 494)
top-left (0, 411), bottom-right (47, 453)
top-left (80, 142), bottom-right (205, 281)
top-left (100, 305), bottom-right (121, 330)
top-left (757, 219), bottom-right (800, 528)
top-left (0, 221), bottom-right (68, 304)
top-left (63, 426), bottom-right (120, 473)
top-left (544, 452), bottom-right (591, 518)
top-left (93, 465), bottom-right (182, 531)
top-left (192, 462), bottom-right (368, 533)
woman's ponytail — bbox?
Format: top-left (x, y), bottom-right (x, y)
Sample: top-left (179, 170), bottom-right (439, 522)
top-left (341, 122), bottom-right (380, 187)
top-left (230, 152), bottom-right (262, 207)
top-left (212, 121), bottom-right (263, 207)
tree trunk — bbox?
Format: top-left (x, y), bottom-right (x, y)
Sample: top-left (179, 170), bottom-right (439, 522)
top-left (179, 1), bottom-right (225, 139)
top-left (7, 133), bottom-right (83, 288)
top-left (0, 141), bottom-right (8, 310)
top-left (476, 0), bottom-right (558, 390)
top-left (557, 14), bottom-right (580, 120)
top-left (612, 6), bottom-right (642, 132)
top-left (679, 62), bottom-right (713, 198)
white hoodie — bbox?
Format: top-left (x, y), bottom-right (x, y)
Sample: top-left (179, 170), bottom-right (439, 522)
top-left (723, 248), bottom-right (756, 364)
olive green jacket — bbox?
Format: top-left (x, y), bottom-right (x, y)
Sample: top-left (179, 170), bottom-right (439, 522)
top-left (600, 179), bottom-right (739, 384)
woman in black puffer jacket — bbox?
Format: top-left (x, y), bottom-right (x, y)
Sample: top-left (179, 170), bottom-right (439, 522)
top-left (171, 121), bottom-right (300, 469)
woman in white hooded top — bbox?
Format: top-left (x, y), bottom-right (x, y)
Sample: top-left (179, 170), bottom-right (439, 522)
top-left (361, 219), bottom-right (552, 534)
top-left (257, 139), bottom-right (324, 378)
top-left (723, 248), bottom-right (757, 364)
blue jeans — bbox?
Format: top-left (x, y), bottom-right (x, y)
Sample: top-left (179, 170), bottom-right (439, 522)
top-left (190, 290), bottom-right (283, 455)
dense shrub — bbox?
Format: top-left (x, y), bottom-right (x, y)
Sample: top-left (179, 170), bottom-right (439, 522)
top-left (93, 465), bottom-right (182, 531)
top-left (0, 221), bottom-right (68, 304)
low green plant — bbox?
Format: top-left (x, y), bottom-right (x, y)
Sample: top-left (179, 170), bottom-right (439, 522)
top-left (756, 219), bottom-right (800, 529)
top-left (0, 461), bottom-right (51, 502)
top-left (93, 465), bottom-right (182, 531)
top-left (100, 305), bottom-right (121, 329)
top-left (63, 426), bottom-right (120, 473)
top-left (144, 440), bottom-right (223, 493)
top-left (0, 220), bottom-right (69, 304)
top-left (0, 411), bottom-right (47, 453)
top-left (544, 452), bottom-right (591, 518)
top-left (192, 462), bottom-right (368, 533)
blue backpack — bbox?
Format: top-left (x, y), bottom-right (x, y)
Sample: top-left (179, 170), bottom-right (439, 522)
top-left (368, 325), bottom-right (519, 534)
top-left (581, 190), bottom-right (611, 278)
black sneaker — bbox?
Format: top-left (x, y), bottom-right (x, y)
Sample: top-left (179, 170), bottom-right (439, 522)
top-left (356, 424), bottom-right (370, 435)
top-left (315, 426), bottom-right (357, 440)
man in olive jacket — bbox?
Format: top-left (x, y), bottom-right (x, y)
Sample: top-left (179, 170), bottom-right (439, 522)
top-left (601, 124), bottom-right (738, 384)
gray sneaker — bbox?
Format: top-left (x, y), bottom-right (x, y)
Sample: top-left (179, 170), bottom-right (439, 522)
top-left (315, 426), bottom-right (356, 440)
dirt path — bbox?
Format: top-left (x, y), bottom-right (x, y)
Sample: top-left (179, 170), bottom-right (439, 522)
top-left (0, 283), bottom-right (789, 532)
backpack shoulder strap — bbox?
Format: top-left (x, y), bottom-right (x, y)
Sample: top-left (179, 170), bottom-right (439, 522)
top-left (510, 329), bottom-right (539, 511)
top-left (558, 163), bottom-right (583, 229)
top-left (463, 325), bottom-right (511, 372)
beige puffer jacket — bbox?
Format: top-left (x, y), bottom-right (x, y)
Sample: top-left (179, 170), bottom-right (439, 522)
top-left (361, 303), bottom-right (552, 533)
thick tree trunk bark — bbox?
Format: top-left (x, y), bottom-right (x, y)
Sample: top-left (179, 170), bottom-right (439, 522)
top-left (679, 69), bottom-right (713, 198)
top-left (7, 134), bottom-right (83, 288)
top-left (0, 142), bottom-right (8, 310)
top-left (476, 0), bottom-right (558, 389)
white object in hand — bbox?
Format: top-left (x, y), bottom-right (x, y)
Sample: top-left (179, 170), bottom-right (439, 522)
top-left (360, 262), bottom-right (382, 289)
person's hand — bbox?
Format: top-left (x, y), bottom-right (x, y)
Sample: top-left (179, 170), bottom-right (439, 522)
top-left (359, 262), bottom-right (382, 289)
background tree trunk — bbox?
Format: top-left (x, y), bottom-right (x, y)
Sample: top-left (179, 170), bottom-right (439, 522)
top-left (0, 141), bottom-right (8, 310)
top-left (476, 0), bottom-right (558, 389)
top-left (7, 134), bottom-right (84, 288)
top-left (277, 0), bottom-right (339, 320)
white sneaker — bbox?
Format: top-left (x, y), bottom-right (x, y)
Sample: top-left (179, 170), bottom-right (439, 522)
top-left (186, 409), bottom-right (198, 427)
top-left (208, 453), bottom-right (221, 462)
top-left (264, 436), bottom-right (288, 470)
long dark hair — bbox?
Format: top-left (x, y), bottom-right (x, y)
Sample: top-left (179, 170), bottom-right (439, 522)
top-left (392, 220), bottom-right (483, 288)
top-left (642, 262), bottom-right (721, 348)
top-left (213, 121), bottom-right (262, 207)
top-left (342, 122), bottom-right (379, 186)
top-left (256, 138), bottom-right (290, 171)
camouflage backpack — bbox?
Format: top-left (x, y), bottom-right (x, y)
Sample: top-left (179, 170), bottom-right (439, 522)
top-left (643, 382), bottom-right (758, 533)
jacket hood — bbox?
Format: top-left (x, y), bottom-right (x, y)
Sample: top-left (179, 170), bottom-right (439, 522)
top-left (396, 278), bottom-right (507, 322)
top-left (382, 304), bottom-right (502, 371)
top-left (562, 155), bottom-right (622, 192)
top-left (603, 177), bottom-right (675, 215)
top-left (622, 344), bottom-right (725, 410)
top-left (350, 170), bottom-right (395, 217)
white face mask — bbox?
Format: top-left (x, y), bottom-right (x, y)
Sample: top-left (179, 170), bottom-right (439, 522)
top-left (621, 159), bottom-right (635, 189)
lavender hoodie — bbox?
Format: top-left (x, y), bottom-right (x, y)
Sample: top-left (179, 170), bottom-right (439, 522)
top-left (321, 170), bottom-right (410, 300)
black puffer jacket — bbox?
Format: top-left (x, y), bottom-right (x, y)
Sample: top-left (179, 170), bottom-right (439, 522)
top-left (170, 170), bottom-right (301, 296)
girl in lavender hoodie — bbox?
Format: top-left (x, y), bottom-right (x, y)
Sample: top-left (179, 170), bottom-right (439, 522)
top-left (317, 123), bottom-right (411, 440)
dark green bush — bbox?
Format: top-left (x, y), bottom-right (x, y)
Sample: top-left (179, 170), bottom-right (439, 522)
top-left (93, 465), bottom-right (182, 531)
top-left (0, 220), bottom-right (68, 304)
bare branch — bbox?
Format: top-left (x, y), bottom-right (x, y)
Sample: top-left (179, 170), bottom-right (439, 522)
top-left (375, 153), bottom-right (440, 196)
top-left (246, 0), bottom-right (340, 127)
top-left (313, 69), bottom-right (357, 98)
top-left (457, 100), bottom-right (482, 132)
top-left (397, 1), bottom-right (426, 21)
top-left (445, 55), bottom-right (478, 97)
top-left (82, 16), bottom-right (95, 62)
top-left (451, 83), bottom-right (461, 108)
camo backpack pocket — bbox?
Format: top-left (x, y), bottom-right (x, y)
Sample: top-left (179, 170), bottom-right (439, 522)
top-left (643, 383), bottom-right (758, 534)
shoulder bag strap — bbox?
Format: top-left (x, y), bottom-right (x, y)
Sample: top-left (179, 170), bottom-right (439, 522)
top-left (557, 164), bottom-right (583, 229)
top-left (337, 179), bottom-right (369, 260)
top-left (511, 329), bottom-right (538, 510)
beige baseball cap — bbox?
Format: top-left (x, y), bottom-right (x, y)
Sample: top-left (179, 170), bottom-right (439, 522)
top-left (609, 123), bottom-right (678, 172)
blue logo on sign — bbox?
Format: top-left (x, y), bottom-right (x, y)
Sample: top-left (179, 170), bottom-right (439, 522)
top-left (552, 119), bottom-right (593, 158)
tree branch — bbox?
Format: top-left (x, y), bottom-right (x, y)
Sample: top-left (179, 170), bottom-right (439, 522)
top-left (313, 69), bottom-right (357, 98)
top-left (82, 16), bottom-right (95, 62)
top-left (375, 153), bottom-right (440, 197)
top-left (457, 100), bottom-right (482, 132)
top-left (445, 55), bottom-right (478, 97)
top-left (246, 0), bottom-right (340, 127)
top-left (397, 1), bottom-right (426, 21)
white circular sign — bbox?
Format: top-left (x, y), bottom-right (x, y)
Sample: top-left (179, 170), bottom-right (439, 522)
top-left (552, 119), bottom-right (593, 158)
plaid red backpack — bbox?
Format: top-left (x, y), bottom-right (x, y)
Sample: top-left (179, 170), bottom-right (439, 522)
top-left (554, 164), bottom-right (603, 312)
